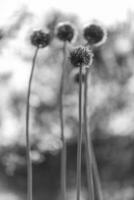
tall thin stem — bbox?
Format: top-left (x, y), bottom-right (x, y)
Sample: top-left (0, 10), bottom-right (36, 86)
top-left (59, 42), bottom-right (67, 200)
top-left (92, 143), bottom-right (103, 200)
top-left (84, 68), bottom-right (103, 200)
top-left (76, 65), bottom-right (83, 200)
top-left (26, 47), bottom-right (39, 200)
top-left (83, 68), bottom-right (94, 200)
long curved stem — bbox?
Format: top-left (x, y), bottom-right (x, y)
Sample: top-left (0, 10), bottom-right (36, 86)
top-left (84, 68), bottom-right (103, 200)
top-left (76, 65), bottom-right (83, 200)
top-left (59, 42), bottom-right (67, 200)
top-left (83, 68), bottom-right (94, 200)
top-left (26, 47), bottom-right (39, 200)
top-left (92, 146), bottom-right (103, 200)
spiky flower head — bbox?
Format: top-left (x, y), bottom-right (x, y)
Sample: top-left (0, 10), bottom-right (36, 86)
top-left (56, 22), bottom-right (74, 42)
top-left (83, 24), bottom-right (107, 46)
top-left (30, 30), bottom-right (51, 48)
top-left (70, 46), bottom-right (93, 67)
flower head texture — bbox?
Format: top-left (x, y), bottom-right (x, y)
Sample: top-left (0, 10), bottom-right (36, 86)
top-left (83, 24), bottom-right (107, 46)
top-left (70, 46), bottom-right (93, 67)
top-left (30, 30), bottom-right (51, 48)
top-left (56, 22), bottom-right (74, 42)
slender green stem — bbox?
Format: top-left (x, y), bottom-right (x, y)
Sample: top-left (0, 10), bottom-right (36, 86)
top-left (26, 47), bottom-right (39, 200)
top-left (84, 68), bottom-right (103, 200)
top-left (83, 68), bottom-right (94, 200)
top-left (59, 42), bottom-right (67, 200)
top-left (76, 65), bottom-right (83, 200)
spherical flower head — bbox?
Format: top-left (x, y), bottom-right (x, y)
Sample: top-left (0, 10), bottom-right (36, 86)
top-left (83, 24), bottom-right (107, 46)
top-left (0, 29), bottom-right (4, 40)
top-left (70, 46), bottom-right (93, 67)
top-left (74, 73), bottom-right (85, 83)
top-left (30, 30), bottom-right (51, 48)
top-left (56, 22), bottom-right (74, 42)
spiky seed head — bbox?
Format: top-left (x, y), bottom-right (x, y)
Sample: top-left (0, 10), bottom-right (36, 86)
top-left (30, 30), bottom-right (51, 48)
top-left (83, 24), bottom-right (107, 46)
top-left (70, 46), bottom-right (93, 67)
top-left (56, 22), bottom-right (74, 42)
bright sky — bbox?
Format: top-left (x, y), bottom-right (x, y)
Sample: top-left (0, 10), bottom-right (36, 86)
top-left (0, 0), bottom-right (134, 26)
top-left (0, 0), bottom-right (134, 88)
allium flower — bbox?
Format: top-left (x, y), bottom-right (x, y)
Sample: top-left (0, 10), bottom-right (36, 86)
top-left (27, 29), bottom-right (51, 200)
top-left (83, 24), bottom-right (107, 46)
top-left (0, 29), bottom-right (4, 40)
top-left (70, 46), bottom-right (93, 67)
top-left (74, 73), bottom-right (85, 83)
top-left (56, 22), bottom-right (75, 200)
top-left (56, 22), bottom-right (74, 42)
top-left (30, 30), bottom-right (51, 48)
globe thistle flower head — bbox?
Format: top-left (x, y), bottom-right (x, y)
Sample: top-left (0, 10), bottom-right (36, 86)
top-left (74, 72), bottom-right (85, 83)
top-left (70, 46), bottom-right (93, 67)
top-left (56, 22), bottom-right (74, 42)
top-left (0, 29), bottom-right (4, 40)
top-left (30, 30), bottom-right (51, 48)
top-left (83, 24), bottom-right (107, 46)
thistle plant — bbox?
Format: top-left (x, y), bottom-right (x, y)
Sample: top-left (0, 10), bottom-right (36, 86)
top-left (70, 46), bottom-right (92, 200)
top-left (83, 58), bottom-right (102, 200)
top-left (56, 22), bottom-right (74, 200)
top-left (0, 29), bottom-right (4, 40)
top-left (83, 24), bottom-right (107, 47)
top-left (74, 72), bottom-right (85, 84)
top-left (73, 49), bottom-right (94, 200)
top-left (26, 30), bottom-right (50, 200)
top-left (56, 22), bottom-right (74, 42)
top-left (83, 23), bottom-right (107, 200)
top-left (83, 53), bottom-right (95, 200)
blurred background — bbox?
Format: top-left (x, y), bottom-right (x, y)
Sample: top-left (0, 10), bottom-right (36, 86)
top-left (1, 0), bottom-right (134, 199)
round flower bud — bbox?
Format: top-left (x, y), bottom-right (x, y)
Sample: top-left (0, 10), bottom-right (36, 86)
top-left (70, 46), bottom-right (93, 67)
top-left (74, 73), bottom-right (85, 83)
top-left (56, 22), bottom-right (74, 42)
top-left (0, 29), bottom-right (4, 40)
top-left (30, 30), bottom-right (51, 48)
top-left (83, 24), bottom-right (107, 46)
